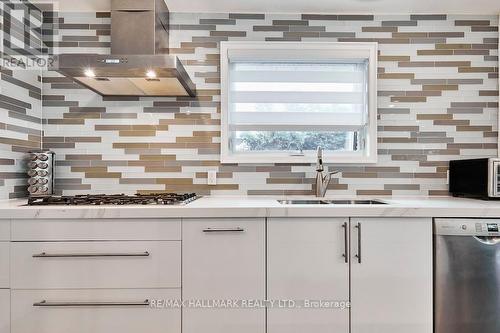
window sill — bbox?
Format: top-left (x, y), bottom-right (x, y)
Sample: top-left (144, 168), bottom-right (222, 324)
top-left (220, 153), bottom-right (378, 165)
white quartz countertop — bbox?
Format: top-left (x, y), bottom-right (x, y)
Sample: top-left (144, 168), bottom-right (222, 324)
top-left (1, 196), bottom-right (500, 219)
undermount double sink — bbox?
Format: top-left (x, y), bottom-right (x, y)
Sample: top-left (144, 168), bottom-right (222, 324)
top-left (278, 199), bottom-right (387, 205)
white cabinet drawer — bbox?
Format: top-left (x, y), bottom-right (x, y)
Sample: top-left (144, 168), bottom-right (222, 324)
top-left (11, 219), bottom-right (181, 241)
top-left (0, 220), bottom-right (9, 241)
top-left (0, 289), bottom-right (9, 333)
top-left (11, 241), bottom-right (180, 289)
top-left (0, 242), bottom-right (9, 288)
top-left (183, 218), bottom-right (265, 298)
top-left (11, 289), bottom-right (180, 333)
top-left (183, 218), bottom-right (266, 333)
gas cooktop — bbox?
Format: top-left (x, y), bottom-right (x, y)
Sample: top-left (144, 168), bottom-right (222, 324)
top-left (27, 193), bottom-right (200, 206)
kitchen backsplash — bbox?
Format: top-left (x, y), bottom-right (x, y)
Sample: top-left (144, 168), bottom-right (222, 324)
top-left (0, 1), bottom-right (43, 199)
top-left (38, 11), bottom-right (499, 196)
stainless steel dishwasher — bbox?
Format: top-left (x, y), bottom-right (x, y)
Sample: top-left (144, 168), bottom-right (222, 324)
top-left (434, 218), bottom-right (500, 333)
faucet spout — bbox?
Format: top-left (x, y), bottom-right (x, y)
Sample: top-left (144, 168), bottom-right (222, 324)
top-left (314, 146), bottom-right (339, 197)
top-left (316, 146), bottom-right (324, 172)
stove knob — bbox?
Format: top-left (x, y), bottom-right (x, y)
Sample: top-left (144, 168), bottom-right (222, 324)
top-left (28, 178), bottom-right (38, 185)
top-left (38, 178), bottom-right (48, 185)
top-left (38, 162), bottom-right (48, 169)
top-left (38, 170), bottom-right (48, 177)
top-left (28, 186), bottom-right (38, 193)
top-left (27, 169), bottom-right (38, 177)
top-left (28, 161), bottom-right (38, 169)
top-left (29, 154), bottom-right (38, 161)
top-left (39, 154), bottom-right (49, 161)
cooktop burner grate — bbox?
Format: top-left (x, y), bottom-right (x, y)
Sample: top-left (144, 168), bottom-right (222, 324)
top-left (27, 193), bottom-right (199, 206)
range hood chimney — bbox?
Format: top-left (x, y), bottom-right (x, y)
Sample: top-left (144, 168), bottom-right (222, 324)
top-left (51, 0), bottom-right (196, 97)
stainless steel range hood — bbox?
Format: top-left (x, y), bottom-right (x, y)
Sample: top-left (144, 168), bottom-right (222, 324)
top-left (50, 0), bottom-right (196, 97)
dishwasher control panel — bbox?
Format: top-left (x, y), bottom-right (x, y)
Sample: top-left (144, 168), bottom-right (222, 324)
top-left (435, 218), bottom-right (500, 236)
top-left (486, 223), bottom-right (499, 233)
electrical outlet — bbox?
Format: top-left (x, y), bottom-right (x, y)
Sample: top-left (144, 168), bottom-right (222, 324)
top-left (207, 170), bottom-right (217, 185)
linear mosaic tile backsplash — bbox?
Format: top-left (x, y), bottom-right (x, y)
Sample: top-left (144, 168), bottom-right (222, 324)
top-left (39, 11), bottom-right (499, 196)
top-left (0, 1), bottom-right (43, 199)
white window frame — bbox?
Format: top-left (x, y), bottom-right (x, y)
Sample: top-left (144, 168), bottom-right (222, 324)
top-left (220, 41), bottom-right (378, 164)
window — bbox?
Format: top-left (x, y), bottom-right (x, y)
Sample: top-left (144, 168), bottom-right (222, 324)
top-left (220, 41), bottom-right (378, 164)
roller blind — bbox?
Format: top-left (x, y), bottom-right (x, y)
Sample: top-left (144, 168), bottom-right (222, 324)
top-left (228, 61), bottom-right (369, 132)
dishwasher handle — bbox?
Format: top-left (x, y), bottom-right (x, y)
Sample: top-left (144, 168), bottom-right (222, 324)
top-left (474, 236), bottom-right (500, 245)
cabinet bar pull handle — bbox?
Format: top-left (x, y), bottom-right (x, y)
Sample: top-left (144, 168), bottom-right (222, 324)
top-left (342, 222), bottom-right (349, 264)
top-left (32, 251), bottom-right (150, 258)
top-left (33, 300), bottom-right (150, 307)
top-left (355, 223), bottom-right (362, 264)
top-left (202, 227), bottom-right (245, 233)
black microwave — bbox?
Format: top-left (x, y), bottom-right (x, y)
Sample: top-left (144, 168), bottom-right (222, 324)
top-left (449, 158), bottom-right (500, 199)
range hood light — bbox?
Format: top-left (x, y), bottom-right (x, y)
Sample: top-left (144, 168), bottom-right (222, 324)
top-left (146, 70), bottom-right (157, 79)
top-left (84, 68), bottom-right (96, 78)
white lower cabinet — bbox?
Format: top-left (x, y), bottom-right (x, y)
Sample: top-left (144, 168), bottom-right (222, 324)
top-left (8, 219), bottom-right (182, 333)
top-left (267, 217), bottom-right (432, 333)
top-left (350, 218), bottom-right (433, 333)
top-left (0, 220), bottom-right (10, 290)
top-left (11, 241), bottom-right (180, 289)
top-left (11, 219), bottom-right (181, 241)
top-left (0, 242), bottom-right (9, 288)
top-left (11, 288), bottom-right (180, 333)
top-left (0, 289), bottom-right (9, 333)
top-left (267, 218), bottom-right (350, 333)
top-left (182, 218), bottom-right (266, 333)
top-left (0, 220), bottom-right (9, 241)
top-left (5, 216), bottom-right (432, 333)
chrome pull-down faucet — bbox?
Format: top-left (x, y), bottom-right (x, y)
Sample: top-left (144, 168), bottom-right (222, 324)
top-left (315, 147), bottom-right (340, 197)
